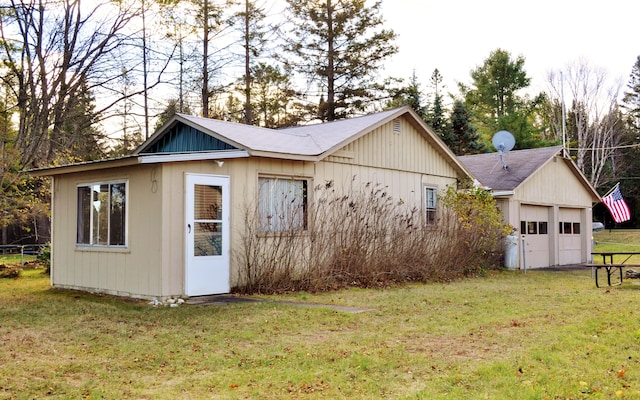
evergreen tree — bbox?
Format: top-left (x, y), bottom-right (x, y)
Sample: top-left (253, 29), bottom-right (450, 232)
top-left (384, 72), bottom-right (427, 119)
top-left (426, 69), bottom-right (447, 137)
top-left (244, 63), bottom-right (304, 128)
top-left (616, 56), bottom-right (640, 199)
top-left (56, 80), bottom-right (107, 163)
top-left (283, 0), bottom-right (397, 121)
top-left (622, 56), bottom-right (640, 134)
top-left (154, 99), bottom-right (193, 131)
top-left (448, 100), bottom-right (485, 155)
top-left (459, 48), bottom-right (544, 148)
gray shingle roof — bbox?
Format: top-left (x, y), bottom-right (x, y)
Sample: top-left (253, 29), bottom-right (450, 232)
top-left (174, 108), bottom-right (404, 157)
top-left (459, 146), bottom-right (565, 191)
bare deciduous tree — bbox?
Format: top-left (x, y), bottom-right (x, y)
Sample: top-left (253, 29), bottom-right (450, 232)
top-left (0, 0), bottom-right (142, 167)
top-left (546, 60), bottom-right (624, 189)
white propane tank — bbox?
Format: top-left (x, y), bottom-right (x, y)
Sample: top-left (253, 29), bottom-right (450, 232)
top-left (504, 235), bottom-right (519, 269)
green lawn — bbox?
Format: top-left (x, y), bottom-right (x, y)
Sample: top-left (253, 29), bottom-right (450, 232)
top-left (2, 263), bottom-right (640, 399)
top-left (593, 229), bottom-right (640, 264)
top-left (0, 253), bottom-right (37, 265)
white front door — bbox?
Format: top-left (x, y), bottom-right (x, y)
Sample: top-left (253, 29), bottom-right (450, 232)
top-left (185, 174), bottom-right (230, 296)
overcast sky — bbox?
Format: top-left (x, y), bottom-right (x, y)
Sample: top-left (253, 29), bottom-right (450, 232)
top-left (379, 0), bottom-right (640, 98)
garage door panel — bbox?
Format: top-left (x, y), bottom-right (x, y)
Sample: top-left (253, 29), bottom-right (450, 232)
top-left (558, 208), bottom-right (583, 265)
top-left (521, 205), bottom-right (550, 268)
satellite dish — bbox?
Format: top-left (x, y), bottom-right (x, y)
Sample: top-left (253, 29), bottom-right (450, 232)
top-left (491, 130), bottom-right (515, 170)
top-left (492, 130), bottom-right (515, 153)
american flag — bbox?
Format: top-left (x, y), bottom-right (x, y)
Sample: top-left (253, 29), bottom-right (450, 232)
top-left (602, 185), bottom-right (631, 223)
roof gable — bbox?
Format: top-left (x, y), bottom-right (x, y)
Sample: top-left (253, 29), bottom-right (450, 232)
top-left (140, 122), bottom-right (238, 153)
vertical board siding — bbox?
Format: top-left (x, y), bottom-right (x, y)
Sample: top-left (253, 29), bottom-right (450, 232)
top-left (516, 158), bottom-right (593, 206)
top-left (52, 165), bottom-right (164, 299)
top-left (327, 117), bottom-right (457, 178)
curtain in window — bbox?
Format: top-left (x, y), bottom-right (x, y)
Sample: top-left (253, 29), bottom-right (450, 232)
top-left (258, 178), bottom-right (306, 232)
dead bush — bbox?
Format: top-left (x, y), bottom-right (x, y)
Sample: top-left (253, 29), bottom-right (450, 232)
top-left (0, 264), bottom-right (22, 279)
top-left (234, 180), bottom-right (509, 294)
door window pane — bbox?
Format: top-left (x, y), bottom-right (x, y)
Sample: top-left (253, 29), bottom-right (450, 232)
top-left (194, 222), bottom-right (222, 256)
top-left (193, 184), bottom-right (223, 256)
top-left (195, 185), bottom-right (222, 220)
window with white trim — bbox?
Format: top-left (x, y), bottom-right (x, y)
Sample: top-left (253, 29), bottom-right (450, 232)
top-left (77, 181), bottom-right (127, 246)
top-left (258, 177), bottom-right (308, 232)
top-left (425, 186), bottom-right (437, 225)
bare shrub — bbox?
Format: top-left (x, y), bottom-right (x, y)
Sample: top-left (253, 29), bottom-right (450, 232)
top-left (233, 179), bottom-right (509, 294)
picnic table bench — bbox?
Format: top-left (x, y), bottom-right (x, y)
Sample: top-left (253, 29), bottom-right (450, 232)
top-left (588, 252), bottom-right (640, 288)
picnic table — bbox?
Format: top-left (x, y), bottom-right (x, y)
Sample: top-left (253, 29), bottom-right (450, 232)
top-left (588, 252), bottom-right (640, 288)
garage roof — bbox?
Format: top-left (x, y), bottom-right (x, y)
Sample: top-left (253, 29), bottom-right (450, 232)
top-left (459, 146), bottom-right (600, 200)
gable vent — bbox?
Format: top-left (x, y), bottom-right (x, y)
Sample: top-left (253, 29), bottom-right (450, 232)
top-left (393, 119), bottom-right (401, 134)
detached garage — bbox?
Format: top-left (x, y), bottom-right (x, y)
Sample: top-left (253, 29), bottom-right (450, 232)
top-left (460, 146), bottom-right (600, 269)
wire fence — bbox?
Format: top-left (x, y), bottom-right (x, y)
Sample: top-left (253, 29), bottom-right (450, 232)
top-left (0, 244), bottom-right (48, 267)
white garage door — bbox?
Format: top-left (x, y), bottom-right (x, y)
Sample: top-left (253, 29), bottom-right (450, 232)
top-left (558, 208), bottom-right (582, 265)
top-left (520, 205), bottom-right (550, 268)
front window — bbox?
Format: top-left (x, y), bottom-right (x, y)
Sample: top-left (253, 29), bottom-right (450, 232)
top-left (77, 181), bottom-right (127, 246)
top-left (258, 177), bottom-right (307, 232)
top-left (425, 186), bottom-right (437, 225)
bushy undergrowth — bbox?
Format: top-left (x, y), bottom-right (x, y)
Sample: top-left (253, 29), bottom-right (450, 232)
top-left (234, 180), bottom-right (510, 294)
top-left (36, 243), bottom-right (51, 274)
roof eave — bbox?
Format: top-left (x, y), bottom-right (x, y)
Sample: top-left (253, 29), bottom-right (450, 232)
top-left (248, 150), bottom-right (319, 162)
top-left (28, 156), bottom-right (140, 176)
top-left (491, 190), bottom-right (515, 197)
top-left (138, 150), bottom-right (249, 164)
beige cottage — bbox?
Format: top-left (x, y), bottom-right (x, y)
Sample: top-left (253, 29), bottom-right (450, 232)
top-left (459, 146), bottom-right (600, 269)
top-left (32, 107), bottom-right (472, 300)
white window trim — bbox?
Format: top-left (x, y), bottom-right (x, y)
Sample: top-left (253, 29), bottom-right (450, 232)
top-left (76, 179), bottom-right (129, 248)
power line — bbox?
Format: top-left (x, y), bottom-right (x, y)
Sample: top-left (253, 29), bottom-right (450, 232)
top-left (567, 143), bottom-right (640, 151)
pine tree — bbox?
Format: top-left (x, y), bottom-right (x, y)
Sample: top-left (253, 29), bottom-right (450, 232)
top-left (448, 100), bottom-right (485, 155)
top-left (283, 0), bottom-right (397, 121)
top-left (622, 56), bottom-right (640, 133)
top-left (384, 72), bottom-right (427, 119)
top-left (426, 69), bottom-right (447, 137)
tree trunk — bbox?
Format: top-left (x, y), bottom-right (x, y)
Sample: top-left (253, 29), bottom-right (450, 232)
top-left (244, 0), bottom-right (252, 125)
top-left (326, 0), bottom-right (335, 121)
top-left (202, 0), bottom-right (209, 118)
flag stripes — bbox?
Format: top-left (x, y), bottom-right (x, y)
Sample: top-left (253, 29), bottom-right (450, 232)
top-left (602, 185), bottom-right (631, 223)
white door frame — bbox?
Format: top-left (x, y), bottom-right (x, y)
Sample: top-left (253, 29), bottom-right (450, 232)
top-left (185, 173), bottom-right (230, 296)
